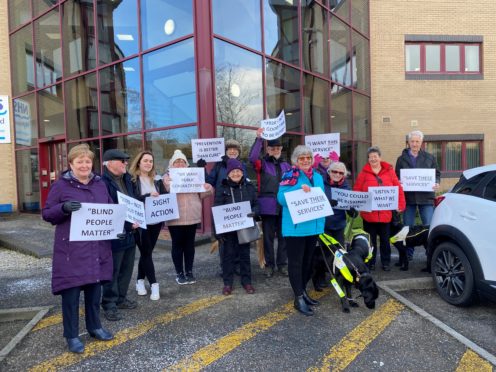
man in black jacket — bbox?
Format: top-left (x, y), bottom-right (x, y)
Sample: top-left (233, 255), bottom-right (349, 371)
top-left (101, 149), bottom-right (139, 321)
top-left (395, 130), bottom-right (440, 260)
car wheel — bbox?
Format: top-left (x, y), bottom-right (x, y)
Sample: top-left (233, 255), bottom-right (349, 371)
top-left (431, 242), bottom-right (474, 306)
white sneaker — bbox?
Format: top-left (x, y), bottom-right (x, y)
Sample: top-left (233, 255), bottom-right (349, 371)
top-left (150, 283), bottom-right (160, 301)
top-left (136, 279), bottom-right (147, 296)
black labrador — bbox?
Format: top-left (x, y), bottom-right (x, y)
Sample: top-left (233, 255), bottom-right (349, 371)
top-left (389, 223), bottom-right (430, 271)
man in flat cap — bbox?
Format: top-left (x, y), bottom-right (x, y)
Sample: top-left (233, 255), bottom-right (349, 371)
top-left (101, 149), bottom-right (139, 321)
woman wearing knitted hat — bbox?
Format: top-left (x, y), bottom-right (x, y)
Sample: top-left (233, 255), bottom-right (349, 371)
top-left (163, 149), bottom-right (213, 285)
top-left (214, 158), bottom-right (260, 295)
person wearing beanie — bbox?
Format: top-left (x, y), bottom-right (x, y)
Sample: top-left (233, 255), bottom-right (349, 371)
top-left (163, 149), bottom-right (213, 285)
top-left (214, 158), bottom-right (259, 295)
top-left (249, 129), bottom-right (291, 278)
top-left (202, 139), bottom-right (247, 277)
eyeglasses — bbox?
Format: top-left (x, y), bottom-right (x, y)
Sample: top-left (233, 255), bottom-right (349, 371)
top-left (113, 159), bottom-right (128, 164)
top-left (297, 156), bottom-right (312, 161)
top-left (330, 170), bottom-right (345, 175)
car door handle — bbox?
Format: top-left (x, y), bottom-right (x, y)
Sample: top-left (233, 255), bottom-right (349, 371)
top-left (460, 213), bottom-right (477, 221)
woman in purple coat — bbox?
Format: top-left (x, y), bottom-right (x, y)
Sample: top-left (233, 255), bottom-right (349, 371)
top-left (42, 144), bottom-right (114, 354)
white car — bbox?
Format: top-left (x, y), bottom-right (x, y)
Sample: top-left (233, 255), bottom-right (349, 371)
top-left (428, 164), bottom-right (496, 306)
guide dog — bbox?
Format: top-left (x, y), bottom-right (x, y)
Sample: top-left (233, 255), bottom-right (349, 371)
top-left (389, 223), bottom-right (430, 271)
top-left (319, 232), bottom-right (379, 313)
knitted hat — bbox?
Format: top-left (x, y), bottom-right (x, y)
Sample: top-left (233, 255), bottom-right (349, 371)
top-left (168, 149), bottom-right (188, 168)
top-left (226, 158), bottom-right (243, 175)
top-left (225, 139), bottom-right (241, 153)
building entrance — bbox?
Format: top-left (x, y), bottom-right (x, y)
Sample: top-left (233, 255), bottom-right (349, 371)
top-left (39, 140), bottom-right (67, 208)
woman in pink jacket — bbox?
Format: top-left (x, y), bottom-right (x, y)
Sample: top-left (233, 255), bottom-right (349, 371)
top-left (353, 146), bottom-right (405, 271)
top-left (163, 149), bottom-right (213, 285)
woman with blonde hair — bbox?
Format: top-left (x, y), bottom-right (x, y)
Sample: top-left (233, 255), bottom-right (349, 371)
top-left (129, 151), bottom-right (167, 300)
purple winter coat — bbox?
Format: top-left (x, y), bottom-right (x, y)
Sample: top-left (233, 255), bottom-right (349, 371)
top-left (42, 171), bottom-right (114, 295)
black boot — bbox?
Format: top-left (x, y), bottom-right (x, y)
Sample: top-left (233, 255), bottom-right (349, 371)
top-left (303, 290), bottom-right (320, 306)
top-left (294, 296), bottom-right (314, 316)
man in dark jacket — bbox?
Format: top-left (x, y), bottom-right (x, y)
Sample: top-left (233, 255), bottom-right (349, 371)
top-left (101, 149), bottom-right (139, 321)
top-left (249, 128), bottom-right (291, 277)
top-left (395, 130), bottom-right (440, 260)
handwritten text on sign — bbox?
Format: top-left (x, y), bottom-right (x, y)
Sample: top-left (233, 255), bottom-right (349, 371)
top-left (191, 138), bottom-right (225, 163)
top-left (305, 133), bottom-right (340, 157)
top-left (145, 194), bottom-right (179, 224)
top-left (284, 187), bottom-right (333, 224)
top-left (368, 186), bottom-right (399, 211)
top-left (260, 110), bottom-right (286, 140)
top-left (169, 167), bottom-right (206, 193)
top-left (117, 192), bottom-right (146, 228)
top-left (331, 188), bottom-right (372, 211)
top-left (70, 203), bottom-right (126, 241)
top-left (212, 201), bottom-right (254, 234)
top-left (400, 168), bottom-right (436, 192)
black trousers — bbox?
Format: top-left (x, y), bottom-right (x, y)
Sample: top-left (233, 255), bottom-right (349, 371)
top-left (61, 283), bottom-right (101, 338)
top-left (169, 224), bottom-right (197, 274)
top-left (285, 236), bottom-right (317, 297)
top-left (221, 234), bottom-right (251, 287)
top-left (262, 214), bottom-right (287, 269)
top-left (136, 223), bottom-right (163, 284)
top-left (362, 220), bottom-right (391, 266)
top-left (102, 246), bottom-right (136, 311)
top-left (312, 228), bottom-right (345, 288)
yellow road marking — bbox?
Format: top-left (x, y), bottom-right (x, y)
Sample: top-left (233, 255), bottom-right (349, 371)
top-left (29, 296), bottom-right (228, 372)
top-left (308, 298), bottom-right (404, 372)
top-left (167, 289), bottom-right (330, 371)
top-left (32, 309), bottom-right (85, 332)
top-left (456, 349), bottom-right (493, 372)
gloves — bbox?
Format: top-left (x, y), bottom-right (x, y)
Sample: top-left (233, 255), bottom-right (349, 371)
top-left (313, 153), bottom-right (323, 169)
top-left (347, 208), bottom-right (358, 218)
top-left (117, 233), bottom-right (127, 240)
top-left (196, 159), bottom-right (207, 168)
top-left (246, 212), bottom-right (255, 218)
top-left (330, 199), bottom-right (338, 207)
top-left (62, 201), bottom-right (82, 213)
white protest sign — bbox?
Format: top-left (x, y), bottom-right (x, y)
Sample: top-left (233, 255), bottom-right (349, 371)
top-left (145, 194), bottom-right (179, 224)
top-left (191, 138), bottom-right (225, 163)
top-left (331, 188), bottom-right (372, 212)
top-left (117, 191), bottom-right (146, 228)
top-left (304, 133), bottom-right (340, 157)
top-left (369, 186), bottom-right (399, 211)
top-left (0, 96), bottom-right (11, 144)
top-left (261, 110), bottom-right (286, 140)
top-left (212, 201), bottom-right (254, 234)
top-left (70, 203), bottom-right (127, 241)
top-left (169, 167), bottom-right (206, 193)
top-left (400, 168), bottom-right (436, 192)
top-left (284, 187), bottom-right (333, 224)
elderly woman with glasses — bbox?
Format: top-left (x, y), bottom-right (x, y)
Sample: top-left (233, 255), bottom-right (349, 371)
top-left (277, 145), bottom-right (325, 316)
top-left (353, 146), bottom-right (405, 271)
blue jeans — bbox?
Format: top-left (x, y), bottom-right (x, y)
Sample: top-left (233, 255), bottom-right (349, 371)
top-left (403, 204), bottom-right (434, 256)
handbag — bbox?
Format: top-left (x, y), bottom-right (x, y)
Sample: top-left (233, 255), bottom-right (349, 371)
top-left (230, 187), bottom-right (261, 244)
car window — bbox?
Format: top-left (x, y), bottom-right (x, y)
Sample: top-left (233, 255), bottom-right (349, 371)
top-left (452, 173), bottom-right (486, 195)
top-left (482, 175), bottom-right (496, 202)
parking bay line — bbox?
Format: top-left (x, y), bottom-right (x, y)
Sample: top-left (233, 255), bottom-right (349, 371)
top-left (166, 289), bottom-right (331, 371)
top-left (28, 295), bottom-right (228, 372)
top-left (32, 308), bottom-right (85, 332)
top-left (456, 349), bottom-right (493, 372)
top-left (307, 299), bottom-right (404, 372)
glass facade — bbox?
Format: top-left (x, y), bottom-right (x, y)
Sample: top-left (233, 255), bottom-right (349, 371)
top-left (9, 0), bottom-right (370, 218)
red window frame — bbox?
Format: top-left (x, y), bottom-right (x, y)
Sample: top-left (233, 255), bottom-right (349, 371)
top-left (406, 42), bottom-right (482, 75)
top-left (423, 140), bottom-right (483, 173)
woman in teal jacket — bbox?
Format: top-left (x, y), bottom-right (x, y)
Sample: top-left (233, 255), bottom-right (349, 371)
top-left (277, 145), bottom-right (325, 316)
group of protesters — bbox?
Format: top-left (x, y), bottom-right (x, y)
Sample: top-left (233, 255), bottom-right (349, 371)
top-left (42, 129), bottom-right (440, 353)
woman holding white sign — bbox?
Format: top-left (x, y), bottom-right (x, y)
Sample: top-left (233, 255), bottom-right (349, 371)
top-left (129, 151), bottom-right (167, 301)
top-left (42, 144), bottom-right (114, 354)
top-left (277, 145), bottom-right (325, 316)
top-left (163, 149), bottom-right (213, 285)
top-left (353, 146), bottom-right (406, 271)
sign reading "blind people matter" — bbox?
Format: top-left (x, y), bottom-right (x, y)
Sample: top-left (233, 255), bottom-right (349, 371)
top-left (168, 168), bottom-right (206, 193)
top-left (70, 203), bottom-right (127, 241)
top-left (400, 168), bottom-right (436, 192)
top-left (145, 194), bottom-right (179, 225)
top-left (191, 138), bottom-right (225, 163)
top-left (260, 110), bottom-right (286, 140)
top-left (331, 188), bottom-right (372, 211)
top-left (212, 201), bottom-right (254, 234)
top-left (117, 191), bottom-right (146, 228)
top-left (304, 133), bottom-right (340, 158)
top-left (368, 186), bottom-right (399, 211)
top-left (284, 187), bottom-right (333, 224)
